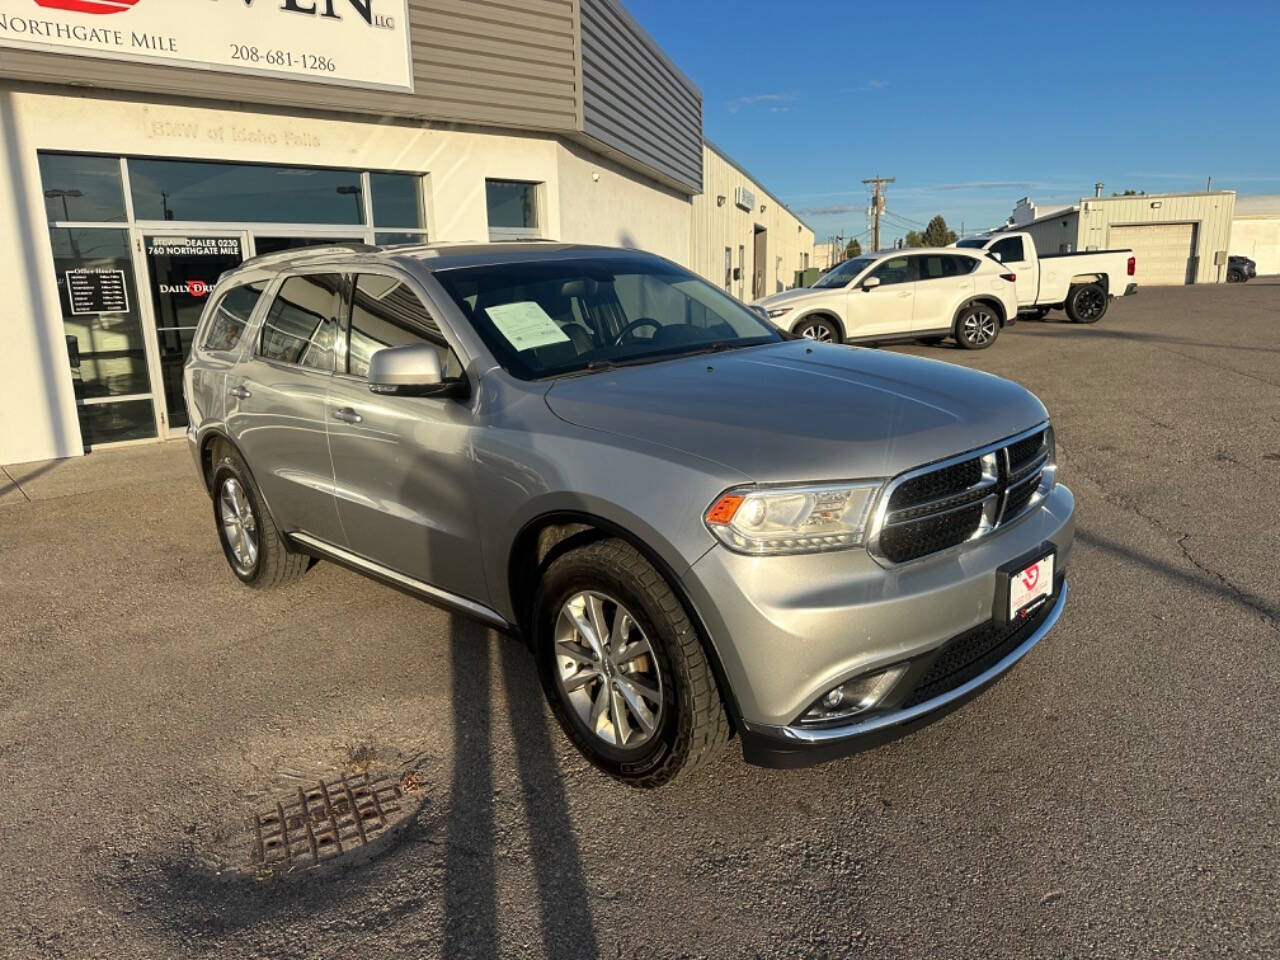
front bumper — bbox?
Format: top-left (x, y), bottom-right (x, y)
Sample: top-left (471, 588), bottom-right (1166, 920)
top-left (681, 482), bottom-right (1074, 765)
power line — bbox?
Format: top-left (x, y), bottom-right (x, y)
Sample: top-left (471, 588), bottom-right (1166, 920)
top-left (882, 209), bottom-right (926, 229)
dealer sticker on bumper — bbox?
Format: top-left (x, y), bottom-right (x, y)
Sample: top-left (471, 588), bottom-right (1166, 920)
top-left (1009, 553), bottom-right (1054, 620)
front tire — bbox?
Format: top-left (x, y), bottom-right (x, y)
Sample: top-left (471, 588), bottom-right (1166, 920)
top-left (1065, 282), bottom-right (1108, 323)
top-left (793, 316), bottom-right (841, 343)
top-left (533, 538), bottom-right (729, 787)
top-left (954, 304), bottom-right (1000, 350)
top-left (210, 445), bottom-right (309, 588)
top-left (1227, 269), bottom-right (1243, 283)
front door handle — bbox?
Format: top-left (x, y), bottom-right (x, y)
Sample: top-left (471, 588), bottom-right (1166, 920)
top-left (229, 385), bottom-right (251, 399)
top-left (332, 407), bottom-right (363, 425)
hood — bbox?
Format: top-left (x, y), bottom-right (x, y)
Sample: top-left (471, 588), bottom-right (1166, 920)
top-left (753, 287), bottom-right (832, 308)
top-left (544, 340), bottom-right (1047, 483)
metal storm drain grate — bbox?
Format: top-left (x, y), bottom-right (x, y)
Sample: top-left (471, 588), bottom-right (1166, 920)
top-left (251, 772), bottom-right (420, 872)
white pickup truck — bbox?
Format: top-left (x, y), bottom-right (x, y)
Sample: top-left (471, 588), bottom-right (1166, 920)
top-left (955, 231), bottom-right (1138, 323)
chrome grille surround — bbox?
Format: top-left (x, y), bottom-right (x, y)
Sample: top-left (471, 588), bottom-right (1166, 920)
top-left (867, 422), bottom-right (1054, 566)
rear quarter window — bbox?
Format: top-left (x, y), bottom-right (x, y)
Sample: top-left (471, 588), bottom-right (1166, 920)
top-left (201, 281), bottom-right (267, 353)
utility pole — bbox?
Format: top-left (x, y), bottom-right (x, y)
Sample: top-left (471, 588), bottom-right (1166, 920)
top-left (862, 175), bottom-right (894, 251)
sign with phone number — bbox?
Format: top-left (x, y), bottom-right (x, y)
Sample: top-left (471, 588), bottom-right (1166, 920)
top-left (0, 0), bottom-right (413, 93)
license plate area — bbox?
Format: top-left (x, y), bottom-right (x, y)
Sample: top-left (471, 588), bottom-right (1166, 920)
top-left (995, 543), bottom-right (1056, 624)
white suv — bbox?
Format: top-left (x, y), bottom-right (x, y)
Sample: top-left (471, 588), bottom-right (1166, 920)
top-left (755, 248), bottom-right (1019, 350)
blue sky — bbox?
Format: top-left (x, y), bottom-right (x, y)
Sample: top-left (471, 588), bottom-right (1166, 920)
top-left (626, 0), bottom-right (1280, 244)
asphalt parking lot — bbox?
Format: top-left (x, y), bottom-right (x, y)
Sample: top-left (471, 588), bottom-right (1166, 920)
top-left (2, 279), bottom-right (1277, 960)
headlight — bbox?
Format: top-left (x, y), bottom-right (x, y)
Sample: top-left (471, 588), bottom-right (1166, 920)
top-left (766, 307), bottom-right (793, 319)
top-left (705, 481), bottom-right (883, 555)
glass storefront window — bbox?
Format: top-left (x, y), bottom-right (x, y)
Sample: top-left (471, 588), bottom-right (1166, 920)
top-left (375, 232), bottom-right (429, 246)
top-left (38, 153), bottom-right (127, 222)
top-left (370, 173), bottom-right (424, 229)
top-left (486, 180), bottom-right (540, 238)
top-left (128, 159), bottom-right (367, 225)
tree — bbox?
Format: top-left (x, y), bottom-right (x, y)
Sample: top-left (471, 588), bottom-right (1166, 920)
top-left (921, 215), bottom-right (958, 247)
top-left (904, 230), bottom-right (925, 248)
top-left (844, 239), bottom-right (862, 258)
top-left (1111, 189), bottom-right (1142, 196)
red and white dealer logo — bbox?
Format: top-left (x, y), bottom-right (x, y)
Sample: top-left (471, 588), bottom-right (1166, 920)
top-left (1021, 566), bottom-right (1040, 591)
top-left (185, 280), bottom-right (211, 298)
top-left (33, 0), bottom-right (142, 14)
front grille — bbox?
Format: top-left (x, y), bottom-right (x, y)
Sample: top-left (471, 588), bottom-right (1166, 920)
top-left (873, 425), bottom-right (1051, 564)
top-left (902, 580), bottom-right (1060, 708)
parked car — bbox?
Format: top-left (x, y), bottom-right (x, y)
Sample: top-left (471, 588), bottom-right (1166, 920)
top-left (1227, 255), bottom-right (1256, 283)
top-left (185, 242), bottom-right (1074, 787)
top-left (753, 248), bottom-right (1019, 350)
top-left (955, 231), bottom-right (1137, 323)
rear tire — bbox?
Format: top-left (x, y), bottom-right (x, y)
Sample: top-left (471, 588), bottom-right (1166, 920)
top-left (1065, 282), bottom-right (1108, 323)
top-left (1227, 269), bottom-right (1243, 283)
top-left (210, 445), bottom-right (309, 588)
top-left (793, 316), bottom-right (841, 344)
top-left (954, 304), bottom-right (1000, 350)
top-left (533, 538), bottom-right (729, 788)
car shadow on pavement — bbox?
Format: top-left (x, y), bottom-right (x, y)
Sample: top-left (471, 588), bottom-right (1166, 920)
top-left (1076, 528), bottom-right (1279, 623)
top-left (110, 615), bottom-right (601, 957)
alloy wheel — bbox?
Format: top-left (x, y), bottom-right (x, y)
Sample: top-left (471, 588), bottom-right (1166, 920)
top-left (1075, 287), bottom-right (1105, 320)
top-left (963, 310), bottom-right (998, 345)
top-left (799, 322), bottom-right (834, 343)
top-left (219, 478), bottom-right (259, 574)
top-left (553, 591), bottom-right (664, 749)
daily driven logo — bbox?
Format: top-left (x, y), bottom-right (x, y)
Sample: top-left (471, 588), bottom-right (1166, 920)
top-left (34, 0), bottom-right (142, 13)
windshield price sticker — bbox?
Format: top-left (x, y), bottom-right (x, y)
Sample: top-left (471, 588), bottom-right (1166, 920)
top-left (486, 302), bottom-right (572, 352)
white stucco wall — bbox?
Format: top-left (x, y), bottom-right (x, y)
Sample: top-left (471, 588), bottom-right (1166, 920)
top-left (0, 85), bottom-right (695, 464)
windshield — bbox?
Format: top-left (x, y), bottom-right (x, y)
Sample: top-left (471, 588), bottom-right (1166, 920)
top-left (955, 238), bottom-right (989, 249)
top-left (812, 256), bottom-right (875, 288)
top-left (433, 256), bottom-right (783, 380)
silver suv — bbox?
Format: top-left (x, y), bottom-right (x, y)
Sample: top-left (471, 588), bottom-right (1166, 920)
top-left (185, 242), bottom-right (1074, 786)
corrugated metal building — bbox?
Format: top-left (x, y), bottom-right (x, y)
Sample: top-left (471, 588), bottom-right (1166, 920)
top-left (1231, 195), bottom-right (1280, 276)
top-left (1011, 191), bottom-right (1236, 286)
top-left (0, 0), bottom-right (806, 464)
top-left (690, 140), bottom-right (815, 301)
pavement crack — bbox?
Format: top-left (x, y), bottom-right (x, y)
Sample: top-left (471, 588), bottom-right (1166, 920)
top-left (1063, 446), bottom-right (1279, 633)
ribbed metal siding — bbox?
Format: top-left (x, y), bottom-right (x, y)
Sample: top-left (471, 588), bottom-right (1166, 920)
top-left (1079, 192), bottom-right (1236, 284)
top-left (578, 0), bottom-right (702, 193)
top-left (0, 0), bottom-right (580, 132)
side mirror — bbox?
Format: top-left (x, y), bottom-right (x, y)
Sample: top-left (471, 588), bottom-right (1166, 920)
top-left (990, 252), bottom-right (1003, 262)
top-left (368, 344), bottom-right (468, 399)
top-left (861, 276), bottom-right (881, 291)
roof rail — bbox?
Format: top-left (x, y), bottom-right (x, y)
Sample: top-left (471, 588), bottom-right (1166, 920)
top-left (243, 241), bottom-right (382, 266)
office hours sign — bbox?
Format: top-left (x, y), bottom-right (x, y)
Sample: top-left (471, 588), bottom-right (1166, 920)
top-left (0, 0), bottom-right (414, 92)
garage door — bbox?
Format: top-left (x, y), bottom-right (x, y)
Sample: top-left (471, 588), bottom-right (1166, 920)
top-left (1109, 223), bottom-right (1197, 285)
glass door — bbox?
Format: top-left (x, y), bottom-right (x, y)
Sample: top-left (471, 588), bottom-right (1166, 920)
top-left (140, 233), bottom-right (247, 436)
top-left (51, 227), bottom-right (159, 449)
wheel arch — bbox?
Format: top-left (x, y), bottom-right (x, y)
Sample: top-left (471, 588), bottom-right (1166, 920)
top-left (197, 428), bottom-right (290, 542)
top-left (953, 296), bottom-right (1007, 330)
top-left (507, 509), bottom-right (743, 732)
top-left (790, 310), bottom-right (845, 341)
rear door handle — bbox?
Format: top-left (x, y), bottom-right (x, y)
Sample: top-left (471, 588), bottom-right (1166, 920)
top-left (229, 385), bottom-right (251, 399)
top-left (332, 407), bottom-right (363, 425)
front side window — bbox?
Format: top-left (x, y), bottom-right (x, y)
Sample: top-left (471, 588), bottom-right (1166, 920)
top-left (433, 256), bottom-right (782, 380)
top-left (486, 180), bottom-right (539, 239)
top-left (347, 274), bottom-right (462, 380)
top-left (812, 256), bottom-right (875, 288)
top-left (202, 281), bottom-right (267, 352)
top-left (869, 256), bottom-right (912, 286)
top-left (258, 273), bottom-right (344, 372)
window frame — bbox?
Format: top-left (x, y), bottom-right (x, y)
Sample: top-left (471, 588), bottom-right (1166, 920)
top-left (485, 179), bottom-right (543, 241)
top-left (254, 268), bottom-right (349, 375)
top-left (332, 264), bottom-right (473, 389)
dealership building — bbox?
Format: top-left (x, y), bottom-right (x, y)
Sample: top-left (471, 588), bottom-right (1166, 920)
top-left (0, 0), bottom-right (812, 465)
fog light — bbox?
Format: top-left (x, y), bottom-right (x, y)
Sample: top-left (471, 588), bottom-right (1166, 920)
top-left (799, 665), bottom-right (908, 726)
